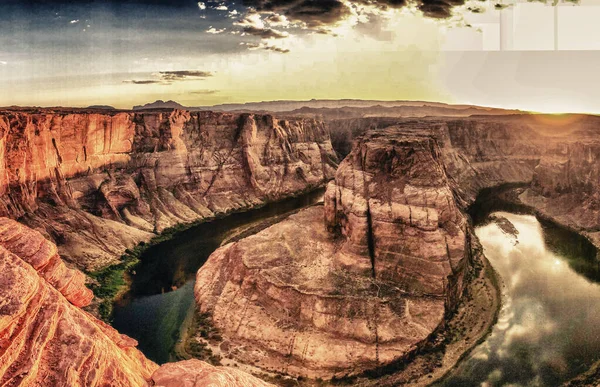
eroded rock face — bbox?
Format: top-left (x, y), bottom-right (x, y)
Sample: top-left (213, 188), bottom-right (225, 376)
top-left (0, 216), bottom-right (278, 387)
top-left (0, 109), bottom-right (337, 270)
top-left (195, 129), bottom-right (472, 379)
top-left (151, 360), bottom-right (274, 387)
top-left (520, 140), bottom-right (600, 244)
top-left (0, 218), bottom-right (93, 307)
top-left (0, 218), bottom-right (157, 386)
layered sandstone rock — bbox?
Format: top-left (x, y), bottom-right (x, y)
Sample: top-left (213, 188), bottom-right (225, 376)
top-left (151, 359), bottom-right (274, 387)
top-left (328, 115), bottom-right (600, 243)
top-left (0, 218), bottom-right (157, 386)
top-left (194, 129), bottom-right (472, 379)
top-left (0, 215), bottom-right (277, 387)
top-left (0, 109), bottom-right (337, 270)
top-left (0, 218), bottom-right (93, 307)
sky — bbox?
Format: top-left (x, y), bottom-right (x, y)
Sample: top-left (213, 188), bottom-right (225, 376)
top-left (1, 0), bottom-right (600, 113)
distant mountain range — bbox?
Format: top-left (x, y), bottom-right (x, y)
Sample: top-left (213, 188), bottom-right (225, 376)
top-left (132, 99), bottom-right (523, 117)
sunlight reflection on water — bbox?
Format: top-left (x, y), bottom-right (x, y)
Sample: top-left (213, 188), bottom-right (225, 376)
top-left (442, 212), bottom-right (600, 387)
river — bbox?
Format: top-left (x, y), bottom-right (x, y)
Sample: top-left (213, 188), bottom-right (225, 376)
top-left (111, 188), bottom-right (326, 365)
top-left (441, 211), bottom-right (600, 386)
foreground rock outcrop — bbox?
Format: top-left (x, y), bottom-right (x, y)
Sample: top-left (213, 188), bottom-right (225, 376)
top-left (0, 216), bottom-right (273, 387)
top-left (0, 109), bottom-right (337, 271)
top-left (151, 359), bottom-right (273, 387)
top-left (194, 129), bottom-right (473, 379)
top-left (0, 217), bottom-right (156, 386)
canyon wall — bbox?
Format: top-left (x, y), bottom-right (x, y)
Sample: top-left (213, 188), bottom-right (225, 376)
top-left (194, 129), bottom-right (473, 379)
top-left (328, 115), bottom-right (600, 244)
top-left (0, 109), bottom-right (338, 271)
top-left (0, 217), bottom-right (155, 386)
top-left (436, 116), bottom-right (600, 245)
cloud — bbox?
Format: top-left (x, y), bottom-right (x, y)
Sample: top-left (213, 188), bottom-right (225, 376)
top-left (191, 89), bottom-right (219, 95)
top-left (242, 0), bottom-right (350, 27)
top-left (0, 61), bottom-right (7, 65)
top-left (242, 42), bottom-right (290, 53)
top-left (242, 26), bottom-right (289, 38)
top-left (234, 11), bottom-right (266, 28)
top-left (70, 19), bottom-right (80, 24)
top-left (158, 70), bottom-right (213, 80)
top-left (233, 10), bottom-right (290, 39)
top-left (207, 27), bottom-right (226, 34)
top-left (123, 80), bottom-right (162, 85)
top-left (124, 70), bottom-right (214, 85)
top-left (239, 0), bottom-right (466, 29)
top-left (418, 0), bottom-right (466, 18)
top-left (264, 13), bottom-right (290, 27)
top-left (197, 2), bottom-right (206, 10)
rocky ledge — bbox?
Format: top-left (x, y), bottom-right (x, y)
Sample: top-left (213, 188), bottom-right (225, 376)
top-left (194, 130), bottom-right (473, 379)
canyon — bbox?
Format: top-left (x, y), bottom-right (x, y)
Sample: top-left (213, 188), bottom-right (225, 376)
top-left (193, 114), bottom-right (600, 383)
top-left (1, 107), bottom-right (600, 386)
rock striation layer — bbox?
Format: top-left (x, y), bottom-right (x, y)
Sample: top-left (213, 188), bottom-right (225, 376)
top-left (0, 109), bottom-right (337, 271)
top-left (194, 129), bottom-right (473, 379)
top-left (329, 115), bottom-right (600, 245)
top-left (0, 218), bottom-right (93, 307)
top-left (0, 215), bottom-right (274, 387)
top-left (151, 359), bottom-right (274, 387)
top-left (0, 217), bottom-right (156, 386)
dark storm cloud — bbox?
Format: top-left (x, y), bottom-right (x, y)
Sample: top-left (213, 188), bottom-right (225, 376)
top-left (241, 0), bottom-right (350, 27)
top-left (242, 26), bottom-right (288, 38)
top-left (239, 0), bottom-right (465, 26)
top-left (417, 0), bottom-right (466, 18)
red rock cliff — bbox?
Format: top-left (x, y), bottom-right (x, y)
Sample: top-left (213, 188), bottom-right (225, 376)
top-left (0, 109), bottom-right (338, 271)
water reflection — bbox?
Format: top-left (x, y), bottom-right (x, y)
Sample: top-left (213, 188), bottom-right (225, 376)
top-left (442, 212), bottom-right (600, 386)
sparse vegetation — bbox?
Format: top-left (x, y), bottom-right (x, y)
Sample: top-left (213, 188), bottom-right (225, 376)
top-left (87, 220), bottom-right (207, 322)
